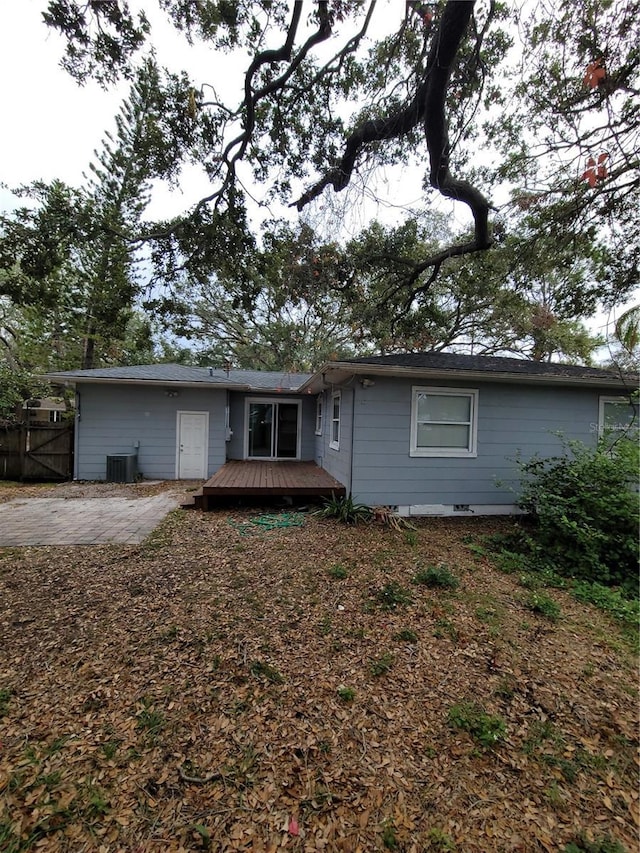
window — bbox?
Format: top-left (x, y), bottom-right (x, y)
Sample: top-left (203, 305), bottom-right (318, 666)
top-left (330, 391), bottom-right (341, 450)
top-left (315, 395), bottom-right (323, 435)
top-left (410, 387), bottom-right (478, 457)
top-left (598, 396), bottom-right (638, 447)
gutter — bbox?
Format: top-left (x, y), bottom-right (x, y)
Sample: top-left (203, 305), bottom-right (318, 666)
top-left (298, 363), bottom-right (637, 392)
top-left (42, 376), bottom-right (254, 392)
top-left (42, 375), bottom-right (309, 395)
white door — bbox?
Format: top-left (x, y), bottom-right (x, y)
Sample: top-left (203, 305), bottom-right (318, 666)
top-left (177, 411), bottom-right (209, 479)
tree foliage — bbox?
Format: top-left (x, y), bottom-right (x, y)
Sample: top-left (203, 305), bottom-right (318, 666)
top-left (37, 2), bottom-right (511, 279)
top-left (168, 217), bottom-right (602, 368)
top-left (178, 223), bottom-right (357, 371)
top-left (37, 1), bottom-right (638, 307)
top-left (1, 0), bottom-right (635, 367)
top-left (490, 0), bottom-right (640, 304)
top-left (0, 63), bottom-right (169, 369)
top-left (342, 218), bottom-right (603, 361)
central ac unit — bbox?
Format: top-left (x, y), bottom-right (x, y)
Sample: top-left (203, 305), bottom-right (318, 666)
top-left (106, 454), bottom-right (138, 483)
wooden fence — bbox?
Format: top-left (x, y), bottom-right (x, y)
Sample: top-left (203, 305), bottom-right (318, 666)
top-left (0, 423), bottom-right (74, 480)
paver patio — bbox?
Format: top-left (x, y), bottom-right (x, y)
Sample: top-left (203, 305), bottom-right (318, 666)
top-left (0, 493), bottom-right (182, 545)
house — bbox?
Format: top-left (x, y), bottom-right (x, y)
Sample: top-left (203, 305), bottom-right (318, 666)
top-left (22, 396), bottom-right (68, 424)
top-left (44, 353), bottom-right (638, 515)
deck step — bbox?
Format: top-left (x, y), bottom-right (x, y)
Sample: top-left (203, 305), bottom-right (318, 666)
top-left (180, 489), bottom-right (203, 510)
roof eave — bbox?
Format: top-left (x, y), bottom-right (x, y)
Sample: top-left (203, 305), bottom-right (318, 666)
top-left (299, 362), bottom-right (636, 392)
top-left (42, 375), bottom-right (253, 391)
top-left (43, 374), bottom-right (309, 394)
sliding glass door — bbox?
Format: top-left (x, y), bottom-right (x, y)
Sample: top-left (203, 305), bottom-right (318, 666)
top-left (247, 400), bottom-right (300, 459)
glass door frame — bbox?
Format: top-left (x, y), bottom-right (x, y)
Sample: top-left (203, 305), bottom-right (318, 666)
top-left (243, 396), bottom-right (302, 460)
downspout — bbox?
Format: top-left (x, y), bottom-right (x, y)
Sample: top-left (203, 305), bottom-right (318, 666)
top-left (73, 390), bottom-right (81, 481)
top-left (225, 390), bottom-right (232, 448)
top-left (349, 385), bottom-right (356, 496)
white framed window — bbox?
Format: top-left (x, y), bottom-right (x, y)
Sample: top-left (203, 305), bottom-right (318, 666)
top-left (315, 395), bottom-right (323, 435)
top-left (330, 391), bottom-right (341, 450)
top-left (598, 396), bottom-right (638, 446)
top-left (410, 387), bottom-right (478, 457)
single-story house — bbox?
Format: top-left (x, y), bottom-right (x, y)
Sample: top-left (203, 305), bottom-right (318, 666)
top-left (44, 353), bottom-right (638, 515)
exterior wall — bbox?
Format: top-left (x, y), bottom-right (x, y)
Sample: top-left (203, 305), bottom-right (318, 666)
top-left (314, 387), bottom-right (354, 493)
top-left (344, 377), bottom-right (612, 509)
top-left (75, 384), bottom-right (227, 480)
top-left (226, 393), bottom-right (317, 460)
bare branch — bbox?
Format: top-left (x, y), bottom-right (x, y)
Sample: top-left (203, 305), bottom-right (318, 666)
top-left (293, 1), bottom-right (493, 255)
top-left (296, 1), bottom-right (377, 96)
top-left (192, 2), bottom-right (333, 215)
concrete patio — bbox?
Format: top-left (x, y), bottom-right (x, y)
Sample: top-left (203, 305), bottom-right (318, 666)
top-left (0, 492), bottom-right (183, 546)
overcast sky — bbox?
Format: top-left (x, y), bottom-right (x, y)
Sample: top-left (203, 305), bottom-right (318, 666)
top-left (1, 4), bottom-right (122, 184)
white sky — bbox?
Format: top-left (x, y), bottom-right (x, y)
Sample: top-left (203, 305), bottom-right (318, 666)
top-left (0, 5), bottom-right (116, 179)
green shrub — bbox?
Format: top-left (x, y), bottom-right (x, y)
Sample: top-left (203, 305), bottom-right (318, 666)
top-left (563, 834), bottom-right (627, 853)
top-left (369, 652), bottom-right (394, 676)
top-left (572, 581), bottom-right (639, 626)
top-left (447, 701), bottom-right (506, 747)
top-left (327, 563), bottom-right (349, 579)
top-left (249, 660), bottom-right (284, 684)
top-left (0, 688), bottom-right (12, 716)
top-left (135, 699), bottom-right (165, 737)
top-left (413, 565), bottom-right (459, 590)
top-left (336, 685), bottom-right (355, 702)
top-left (516, 438), bottom-right (639, 588)
top-left (394, 628), bottom-right (418, 643)
top-left (315, 493), bottom-right (372, 524)
top-left (373, 581), bottom-right (412, 610)
top-left (525, 591), bottom-right (561, 621)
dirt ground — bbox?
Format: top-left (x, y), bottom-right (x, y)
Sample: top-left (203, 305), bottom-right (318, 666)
top-left (0, 490), bottom-right (637, 852)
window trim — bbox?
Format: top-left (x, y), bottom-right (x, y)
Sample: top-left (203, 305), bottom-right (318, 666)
top-left (410, 386), bottom-right (478, 458)
top-left (315, 394), bottom-right (323, 436)
top-left (329, 390), bottom-right (341, 450)
top-left (598, 395), bottom-right (638, 440)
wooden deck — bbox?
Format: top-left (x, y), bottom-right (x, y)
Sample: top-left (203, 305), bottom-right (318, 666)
top-left (188, 461), bottom-right (346, 510)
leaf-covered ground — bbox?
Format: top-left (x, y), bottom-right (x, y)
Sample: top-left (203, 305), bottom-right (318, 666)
top-left (1, 489), bottom-right (638, 852)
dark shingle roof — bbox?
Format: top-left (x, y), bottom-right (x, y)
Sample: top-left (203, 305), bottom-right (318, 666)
top-left (43, 354), bottom-right (638, 393)
top-left (341, 352), bottom-right (635, 382)
top-left (43, 364), bottom-right (312, 392)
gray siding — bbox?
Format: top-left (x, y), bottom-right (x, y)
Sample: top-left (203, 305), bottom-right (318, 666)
top-left (314, 387), bottom-right (353, 493)
top-left (227, 393), bottom-right (245, 459)
top-left (227, 393), bottom-right (317, 460)
top-left (75, 384), bottom-right (226, 480)
top-left (348, 378), bottom-right (609, 507)
top-left (299, 396), bottom-right (319, 459)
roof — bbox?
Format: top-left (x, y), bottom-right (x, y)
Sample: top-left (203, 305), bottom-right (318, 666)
top-left (43, 353), bottom-right (638, 395)
top-left (43, 364), bottom-right (312, 393)
top-left (299, 352), bottom-right (638, 392)
top-left (344, 352), bottom-right (632, 380)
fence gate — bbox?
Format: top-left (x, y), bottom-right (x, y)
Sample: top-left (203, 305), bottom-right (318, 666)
top-left (0, 424), bottom-right (74, 480)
